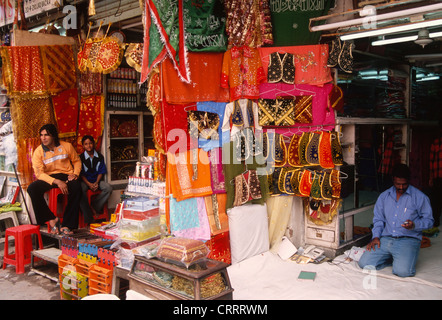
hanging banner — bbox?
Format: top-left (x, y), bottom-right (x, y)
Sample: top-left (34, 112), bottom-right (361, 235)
top-left (0, 0), bottom-right (62, 27)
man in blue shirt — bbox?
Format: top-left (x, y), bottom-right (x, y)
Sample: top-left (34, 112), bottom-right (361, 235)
top-left (358, 164), bottom-right (433, 277)
top-left (79, 135), bottom-right (113, 224)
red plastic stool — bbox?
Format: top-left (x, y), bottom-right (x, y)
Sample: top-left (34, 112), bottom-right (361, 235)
top-left (79, 190), bottom-right (110, 228)
top-left (45, 188), bottom-right (68, 232)
top-left (3, 225), bottom-right (44, 274)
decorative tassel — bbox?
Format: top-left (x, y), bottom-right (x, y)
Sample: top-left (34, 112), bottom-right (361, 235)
top-left (88, 0), bottom-right (96, 16)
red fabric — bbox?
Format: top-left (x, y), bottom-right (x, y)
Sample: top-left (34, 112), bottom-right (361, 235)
top-left (205, 231), bottom-right (231, 265)
top-left (77, 95), bottom-right (104, 153)
top-left (52, 88), bottom-right (79, 139)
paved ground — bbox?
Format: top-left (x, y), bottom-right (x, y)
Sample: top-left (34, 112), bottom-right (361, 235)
top-left (0, 241), bottom-right (61, 300)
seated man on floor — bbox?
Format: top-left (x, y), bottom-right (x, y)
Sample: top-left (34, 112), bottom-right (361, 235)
top-left (27, 124), bottom-right (82, 235)
top-left (358, 163), bottom-right (434, 277)
top-left (79, 135), bottom-right (112, 224)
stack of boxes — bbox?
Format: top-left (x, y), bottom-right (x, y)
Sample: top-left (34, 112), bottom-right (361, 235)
top-left (57, 240), bottom-right (117, 299)
top-left (119, 196), bottom-right (161, 242)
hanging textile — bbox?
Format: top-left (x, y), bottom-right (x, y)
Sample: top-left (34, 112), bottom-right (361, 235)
top-left (223, 0), bottom-right (273, 48)
top-left (267, 196), bottom-right (293, 253)
top-left (221, 46), bottom-right (266, 101)
top-left (1, 46), bottom-right (46, 96)
top-left (141, 0), bottom-right (190, 84)
top-left (162, 101), bottom-right (197, 153)
top-left (79, 71), bottom-right (103, 96)
top-left (184, 0), bottom-right (227, 52)
top-left (77, 95), bottom-right (105, 152)
top-left (125, 43), bottom-right (143, 72)
top-left (78, 37), bottom-right (124, 74)
top-left (259, 45), bottom-right (332, 86)
top-left (172, 197), bottom-right (211, 241)
top-left (205, 231), bottom-right (231, 264)
top-left (40, 45), bottom-right (77, 94)
top-left (204, 193), bottom-right (228, 235)
top-left (208, 148), bottom-right (226, 194)
top-left (51, 88), bottom-right (79, 139)
top-left (269, 0), bottom-right (335, 46)
top-left (167, 149), bottom-right (213, 202)
top-left (197, 101), bottom-right (227, 150)
top-left (162, 52), bottom-right (229, 104)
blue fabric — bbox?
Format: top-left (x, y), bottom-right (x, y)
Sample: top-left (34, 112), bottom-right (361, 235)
top-left (169, 196), bottom-right (200, 232)
top-left (197, 101), bottom-right (226, 151)
top-left (358, 236), bottom-right (421, 277)
top-left (371, 185), bottom-right (433, 241)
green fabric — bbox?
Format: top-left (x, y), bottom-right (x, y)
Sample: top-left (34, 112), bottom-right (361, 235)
top-left (184, 0), bottom-right (227, 52)
top-left (222, 141), bottom-right (269, 210)
top-left (148, 0), bottom-right (181, 68)
top-left (269, 0), bottom-right (335, 46)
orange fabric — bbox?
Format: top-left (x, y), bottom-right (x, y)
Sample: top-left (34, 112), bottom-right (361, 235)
top-left (167, 149), bottom-right (213, 202)
top-left (162, 52), bottom-right (229, 104)
top-left (258, 45), bottom-right (332, 86)
top-left (204, 193), bottom-right (229, 235)
top-left (221, 46), bottom-right (265, 101)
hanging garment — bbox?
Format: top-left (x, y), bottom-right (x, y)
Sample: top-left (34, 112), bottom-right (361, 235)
top-left (298, 132), bottom-right (310, 166)
top-left (330, 169), bottom-right (342, 199)
top-left (222, 99), bottom-right (261, 139)
top-left (310, 171), bottom-right (323, 200)
top-left (320, 170), bottom-right (333, 200)
top-left (233, 169), bottom-right (262, 207)
top-left (277, 167), bottom-right (297, 195)
top-left (167, 149), bottom-right (213, 202)
top-left (197, 101), bottom-right (227, 150)
top-left (299, 169), bottom-right (313, 197)
top-left (290, 169), bottom-right (303, 196)
top-left (306, 131), bottom-right (321, 165)
top-left (319, 131), bottom-right (335, 169)
top-left (331, 131), bottom-right (344, 166)
top-left (141, 0), bottom-right (190, 84)
top-left (221, 46), bottom-right (266, 100)
top-left (267, 52), bottom-right (295, 84)
top-left (259, 45), bottom-right (332, 85)
top-left (208, 148), bottom-right (226, 194)
top-left (187, 110), bottom-right (220, 141)
top-left (287, 134), bottom-right (302, 167)
top-left (204, 193), bottom-right (228, 235)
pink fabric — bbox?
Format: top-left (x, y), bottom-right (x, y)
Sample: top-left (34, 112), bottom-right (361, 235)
top-left (173, 197), bottom-right (211, 241)
top-left (208, 148), bottom-right (226, 194)
top-left (259, 82), bottom-right (335, 133)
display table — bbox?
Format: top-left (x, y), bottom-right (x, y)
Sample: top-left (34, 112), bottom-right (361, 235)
top-left (128, 256), bottom-right (233, 300)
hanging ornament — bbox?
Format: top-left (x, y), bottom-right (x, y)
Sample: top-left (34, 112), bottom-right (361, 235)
top-left (88, 0), bottom-right (96, 16)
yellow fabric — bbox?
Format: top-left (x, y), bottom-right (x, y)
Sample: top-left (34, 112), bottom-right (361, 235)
top-left (267, 196), bottom-right (293, 253)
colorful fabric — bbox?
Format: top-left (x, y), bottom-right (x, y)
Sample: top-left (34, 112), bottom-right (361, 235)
top-left (197, 101), bottom-right (227, 150)
top-left (40, 45), bottom-right (77, 93)
top-left (208, 148), bottom-right (226, 194)
top-left (205, 231), bottom-right (231, 264)
top-left (224, 0), bottom-right (273, 48)
top-left (79, 71), bottom-right (103, 96)
top-left (319, 131), bottom-right (335, 169)
top-left (184, 0), bottom-right (227, 52)
top-left (204, 193), bottom-right (228, 235)
top-left (267, 52), bottom-right (295, 84)
top-left (1, 46), bottom-right (46, 96)
top-left (141, 0), bottom-right (190, 84)
top-left (52, 88), bottom-right (79, 139)
top-left (77, 95), bottom-right (105, 153)
top-left (172, 197), bottom-right (211, 241)
top-left (167, 149), bottom-right (213, 202)
top-left (10, 96), bottom-right (56, 141)
top-left (259, 45), bottom-right (332, 86)
top-left (269, 0), bottom-right (335, 46)
top-left (169, 196), bottom-right (200, 232)
top-left (162, 52), bottom-right (229, 104)
top-left (162, 101), bottom-right (197, 153)
top-left (259, 83), bottom-right (335, 131)
top-left (222, 99), bottom-right (261, 139)
top-left (221, 46), bottom-right (266, 101)
top-left (430, 136), bottom-right (442, 179)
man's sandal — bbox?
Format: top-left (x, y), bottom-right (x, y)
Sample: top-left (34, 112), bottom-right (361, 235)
top-left (60, 227), bottom-right (73, 235)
